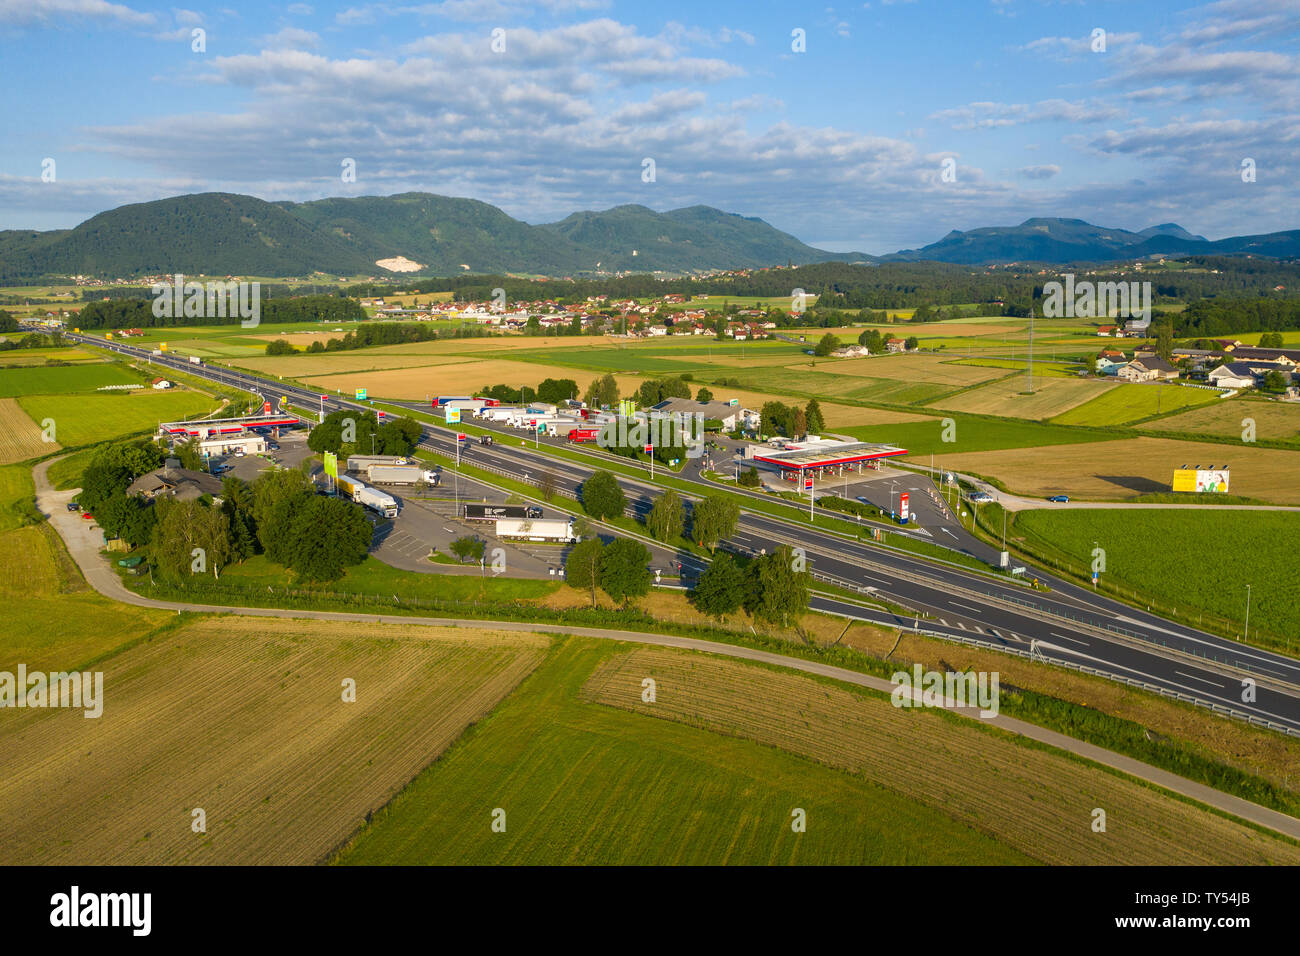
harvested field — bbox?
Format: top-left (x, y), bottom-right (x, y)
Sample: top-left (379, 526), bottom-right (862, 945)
top-left (929, 376), bottom-right (1115, 420)
top-left (302, 358), bottom-right (640, 399)
top-left (940, 436), bottom-right (1300, 503)
top-left (1139, 399), bottom-right (1300, 443)
top-left (0, 398), bottom-right (54, 463)
top-left (582, 648), bottom-right (1300, 865)
top-left (819, 353), bottom-right (1008, 386)
top-left (0, 617), bottom-right (549, 864)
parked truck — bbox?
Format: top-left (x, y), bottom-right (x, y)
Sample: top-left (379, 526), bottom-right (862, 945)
top-left (336, 474), bottom-right (399, 517)
top-left (366, 464), bottom-right (424, 485)
top-left (568, 427), bottom-right (600, 443)
top-left (466, 503), bottom-right (542, 521)
top-left (189, 356), bottom-right (203, 365)
top-left (494, 517), bottom-right (576, 542)
top-left (346, 454), bottom-right (408, 471)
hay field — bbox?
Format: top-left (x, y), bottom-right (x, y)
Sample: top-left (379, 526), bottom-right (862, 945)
top-left (0, 398), bottom-right (55, 463)
top-left (236, 352), bottom-right (469, 379)
top-left (1052, 383), bottom-right (1221, 427)
top-left (1139, 400), bottom-right (1300, 442)
top-left (0, 617), bottom-right (549, 865)
top-left (338, 640), bottom-right (1030, 865)
top-left (940, 436), bottom-right (1300, 503)
top-left (929, 375), bottom-right (1116, 420)
top-left (583, 648), bottom-right (1300, 865)
top-left (17, 391), bottom-right (219, 447)
top-left (818, 353), bottom-right (1008, 386)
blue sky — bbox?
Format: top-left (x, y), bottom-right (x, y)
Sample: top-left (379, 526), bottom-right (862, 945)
top-left (1, 0), bottom-right (1296, 253)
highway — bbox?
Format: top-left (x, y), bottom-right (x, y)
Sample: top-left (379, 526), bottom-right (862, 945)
top-left (61, 330), bottom-right (1300, 734)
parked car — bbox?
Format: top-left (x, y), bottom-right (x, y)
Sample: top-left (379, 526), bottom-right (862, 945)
top-left (1047, 495), bottom-right (1070, 503)
top-left (81, 512), bottom-right (94, 520)
top-left (66, 501), bottom-right (81, 512)
top-left (526, 506), bottom-right (543, 519)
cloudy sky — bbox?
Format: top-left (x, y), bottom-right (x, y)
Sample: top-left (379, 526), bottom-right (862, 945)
top-left (1, 0), bottom-right (1296, 253)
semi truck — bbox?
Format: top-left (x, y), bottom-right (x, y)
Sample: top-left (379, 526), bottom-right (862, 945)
top-left (189, 356), bottom-right (203, 365)
top-left (366, 464), bottom-right (425, 485)
top-left (544, 418), bottom-right (581, 437)
top-left (336, 474), bottom-right (399, 517)
top-left (494, 518), bottom-right (577, 543)
top-left (346, 455), bottom-right (409, 471)
top-left (568, 427), bottom-right (600, 443)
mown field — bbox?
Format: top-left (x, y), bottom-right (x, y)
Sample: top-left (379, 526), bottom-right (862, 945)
top-left (1052, 383), bottom-right (1222, 426)
top-left (336, 640), bottom-right (1032, 865)
top-left (0, 362), bottom-right (141, 398)
top-left (941, 436), bottom-right (1300, 504)
top-left (1012, 509), bottom-right (1300, 641)
top-left (929, 375), bottom-right (1114, 420)
top-left (0, 399), bottom-right (54, 463)
top-left (1139, 399), bottom-right (1300, 444)
top-left (16, 390), bottom-right (218, 447)
top-left (841, 413), bottom-right (1117, 456)
top-left (0, 617), bottom-right (550, 865)
top-left (584, 648), bottom-right (1300, 864)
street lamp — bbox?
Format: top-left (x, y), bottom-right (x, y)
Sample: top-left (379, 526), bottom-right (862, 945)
top-left (1244, 584), bottom-right (1252, 641)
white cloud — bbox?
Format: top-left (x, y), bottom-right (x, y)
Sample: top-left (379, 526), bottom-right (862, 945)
top-left (0, 0), bottom-right (155, 26)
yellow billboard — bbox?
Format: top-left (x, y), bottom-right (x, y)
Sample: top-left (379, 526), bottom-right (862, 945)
top-left (1173, 468), bottom-right (1229, 493)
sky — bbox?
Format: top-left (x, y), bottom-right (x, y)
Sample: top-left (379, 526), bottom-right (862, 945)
top-left (1, 0), bottom-right (1296, 254)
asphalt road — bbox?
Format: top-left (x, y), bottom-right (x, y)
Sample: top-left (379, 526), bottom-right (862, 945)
top-left (61, 331), bottom-right (1300, 734)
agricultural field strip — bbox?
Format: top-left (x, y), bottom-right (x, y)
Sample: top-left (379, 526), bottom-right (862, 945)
top-left (0, 398), bottom-right (55, 463)
top-left (582, 648), bottom-right (1300, 861)
top-left (0, 618), bottom-right (548, 865)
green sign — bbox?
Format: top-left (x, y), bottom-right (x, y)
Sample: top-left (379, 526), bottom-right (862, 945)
top-left (323, 451), bottom-right (338, 480)
top-left (355, 388), bottom-right (367, 400)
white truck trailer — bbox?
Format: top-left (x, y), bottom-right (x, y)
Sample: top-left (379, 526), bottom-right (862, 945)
top-left (336, 474), bottom-right (399, 517)
top-left (346, 455), bottom-right (408, 471)
top-left (544, 418), bottom-right (582, 437)
top-left (494, 517), bottom-right (577, 543)
top-left (366, 464), bottom-right (424, 485)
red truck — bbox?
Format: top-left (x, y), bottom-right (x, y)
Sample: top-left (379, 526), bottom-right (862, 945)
top-left (568, 427), bottom-right (600, 443)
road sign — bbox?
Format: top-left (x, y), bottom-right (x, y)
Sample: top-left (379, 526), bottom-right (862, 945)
top-left (457, 433), bottom-right (467, 442)
top-left (262, 401), bottom-right (272, 414)
top-left (377, 410), bottom-right (385, 419)
top-left (447, 407), bottom-right (461, 424)
top-left (355, 388), bottom-right (367, 400)
top-left (644, 444), bottom-right (653, 454)
top-left (899, 492), bottom-right (910, 520)
top-left (804, 475), bottom-right (813, 490)
top-left (1092, 570), bottom-right (1099, 586)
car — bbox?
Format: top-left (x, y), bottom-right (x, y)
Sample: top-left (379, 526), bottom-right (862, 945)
top-left (1047, 495), bottom-right (1070, 503)
top-left (81, 512), bottom-right (94, 520)
top-left (66, 502), bottom-right (80, 512)
top-left (526, 506), bottom-right (543, 519)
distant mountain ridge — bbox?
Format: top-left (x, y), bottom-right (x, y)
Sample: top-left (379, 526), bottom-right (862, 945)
top-left (0, 194), bottom-right (1296, 281)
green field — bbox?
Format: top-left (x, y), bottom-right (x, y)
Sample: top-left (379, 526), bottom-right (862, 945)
top-left (841, 413), bottom-right (1118, 456)
top-left (17, 391), bottom-right (219, 447)
top-left (335, 640), bottom-right (1032, 865)
top-left (0, 362), bottom-right (141, 397)
top-left (1013, 509), bottom-right (1300, 642)
top-left (1051, 383), bottom-right (1220, 426)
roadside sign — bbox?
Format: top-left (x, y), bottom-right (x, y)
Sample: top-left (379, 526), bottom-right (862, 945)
top-left (377, 410), bottom-right (385, 419)
top-left (447, 407), bottom-right (461, 424)
top-left (899, 492), bottom-right (910, 520)
top-left (263, 402), bottom-right (272, 414)
top-left (457, 433), bottom-right (467, 442)
top-left (355, 388), bottom-right (367, 400)
top-left (644, 444), bottom-right (653, 454)
top-left (1092, 571), bottom-right (1099, 586)
top-left (804, 475), bottom-right (813, 490)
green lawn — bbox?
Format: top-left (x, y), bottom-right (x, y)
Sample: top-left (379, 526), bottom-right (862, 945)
top-left (841, 413), bottom-right (1118, 456)
top-left (335, 639), bottom-right (1031, 865)
top-left (1012, 509), bottom-right (1300, 642)
top-left (0, 362), bottom-right (141, 397)
top-left (1051, 383), bottom-right (1220, 426)
top-left (17, 391), bottom-right (220, 447)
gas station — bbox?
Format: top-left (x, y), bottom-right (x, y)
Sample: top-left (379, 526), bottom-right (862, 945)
top-left (747, 438), bottom-right (910, 486)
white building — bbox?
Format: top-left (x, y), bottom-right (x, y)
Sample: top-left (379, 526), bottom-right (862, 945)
top-left (198, 430), bottom-right (267, 457)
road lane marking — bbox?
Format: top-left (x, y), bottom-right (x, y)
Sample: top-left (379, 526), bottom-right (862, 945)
top-left (1175, 670), bottom-right (1227, 689)
top-left (1049, 631), bottom-right (1090, 647)
top-left (947, 600), bottom-right (982, 615)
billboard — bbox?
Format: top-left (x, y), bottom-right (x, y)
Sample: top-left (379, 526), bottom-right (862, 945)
top-left (1172, 468), bottom-right (1229, 493)
top-left (446, 407), bottom-right (461, 424)
top-left (355, 387), bottom-right (367, 400)
top-left (899, 492), bottom-right (910, 520)
top-left (323, 451), bottom-right (338, 481)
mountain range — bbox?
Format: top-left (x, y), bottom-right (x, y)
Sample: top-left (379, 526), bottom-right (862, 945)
top-left (0, 192), bottom-right (1296, 281)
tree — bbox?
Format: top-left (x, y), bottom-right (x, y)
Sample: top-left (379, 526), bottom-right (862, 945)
top-left (581, 470), bottom-right (625, 521)
top-left (1155, 322), bottom-right (1175, 362)
top-left (804, 398), bottom-right (826, 434)
top-left (564, 537), bottom-right (604, 604)
top-left (1262, 369), bottom-right (1289, 393)
top-left (251, 467), bottom-right (315, 559)
top-left (858, 327), bottom-right (884, 352)
top-left (220, 475), bottom-right (257, 563)
top-left (283, 496), bottom-right (372, 582)
top-left (814, 333), bottom-right (841, 357)
top-left (645, 489), bottom-right (685, 542)
top-left (584, 373), bottom-right (619, 409)
top-left (599, 538), bottom-right (652, 606)
top-left (690, 552), bottom-right (748, 621)
top-left (759, 400), bottom-right (789, 438)
top-left (265, 339), bottom-right (296, 355)
top-left (450, 535), bottom-right (486, 564)
top-left (737, 467), bottom-right (762, 488)
top-left (537, 378), bottom-right (579, 405)
top-left (743, 546), bottom-right (811, 628)
top-left (1260, 331), bottom-right (1284, 349)
top-left (96, 492), bottom-right (156, 547)
top-left (789, 407), bottom-right (807, 439)
top-left (904, 335), bottom-right (920, 351)
top-left (377, 416), bottom-right (422, 456)
top-left (696, 387), bottom-right (714, 403)
top-left (692, 494), bottom-right (740, 552)
top-left (537, 469), bottom-right (558, 502)
top-left (150, 499), bottom-right (232, 582)
top-left (173, 436), bottom-right (203, 471)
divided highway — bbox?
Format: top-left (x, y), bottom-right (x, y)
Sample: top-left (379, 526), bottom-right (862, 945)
top-left (64, 331), bottom-right (1300, 734)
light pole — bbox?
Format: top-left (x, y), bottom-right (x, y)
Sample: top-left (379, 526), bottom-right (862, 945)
top-left (1244, 584), bottom-right (1252, 641)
